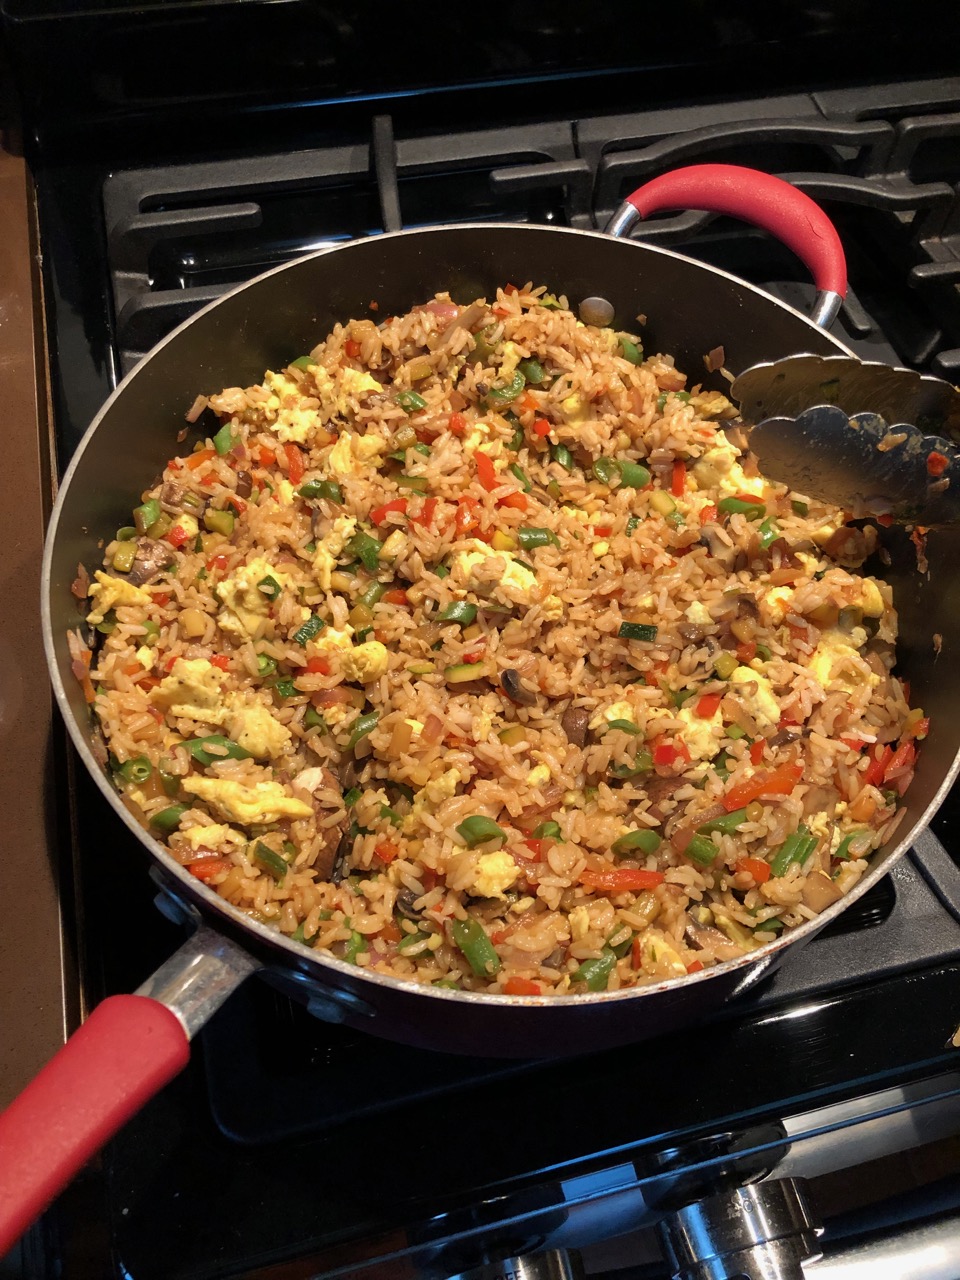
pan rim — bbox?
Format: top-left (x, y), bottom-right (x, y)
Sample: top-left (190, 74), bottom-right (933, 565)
top-left (45, 221), bottom-right (953, 1014)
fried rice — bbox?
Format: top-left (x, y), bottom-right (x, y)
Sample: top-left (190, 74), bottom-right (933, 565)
top-left (70, 283), bottom-right (928, 996)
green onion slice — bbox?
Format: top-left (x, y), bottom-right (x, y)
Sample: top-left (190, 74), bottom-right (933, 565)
top-left (456, 815), bottom-right (506, 848)
top-left (253, 841), bottom-right (289, 881)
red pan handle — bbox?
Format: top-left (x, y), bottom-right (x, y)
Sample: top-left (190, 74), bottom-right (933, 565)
top-left (0, 995), bottom-right (190, 1255)
top-left (606, 164), bottom-right (847, 328)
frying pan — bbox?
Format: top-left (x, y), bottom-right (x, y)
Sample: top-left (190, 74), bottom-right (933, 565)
top-left (2, 165), bottom-right (958, 1253)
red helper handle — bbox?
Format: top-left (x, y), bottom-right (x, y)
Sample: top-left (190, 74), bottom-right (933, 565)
top-left (0, 994), bottom-right (190, 1254)
top-left (611, 163), bottom-right (847, 306)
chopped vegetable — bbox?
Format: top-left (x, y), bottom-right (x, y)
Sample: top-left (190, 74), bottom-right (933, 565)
top-left (518, 359), bottom-right (544, 384)
top-left (290, 355), bottom-right (317, 370)
top-left (572, 949), bottom-right (617, 991)
top-left (791, 499), bottom-right (809, 516)
top-left (618, 461), bottom-right (651, 488)
top-left (213, 423), bottom-right (234, 455)
top-left (834, 831), bottom-right (867, 861)
top-left (346, 530), bottom-right (382, 573)
top-left (257, 575), bottom-right (281, 601)
top-left (697, 807), bottom-right (749, 835)
top-left (452, 917), bottom-right (502, 977)
top-left (550, 443), bottom-right (574, 471)
top-left (517, 526), bottom-right (560, 550)
top-left (253, 841), bottom-right (288, 881)
top-left (134, 498), bottom-right (161, 534)
top-left (618, 338), bottom-right (643, 364)
top-left (396, 475), bottom-right (429, 493)
top-left (758, 517), bottom-right (779, 550)
top-left (618, 621), bottom-right (658, 642)
top-left (117, 756), bottom-right (152, 784)
top-left (300, 479), bottom-right (343, 503)
top-left (723, 761), bottom-right (803, 811)
top-left (347, 711), bottom-right (380, 750)
top-left (606, 719), bottom-right (642, 735)
top-left (509, 463), bottom-right (532, 492)
top-left (445, 662), bottom-right (486, 683)
top-left (770, 825), bottom-right (817, 877)
top-left (611, 829), bottom-right (662, 856)
top-left (581, 867), bottom-right (664, 891)
top-left (487, 371), bottom-right (526, 404)
top-left (186, 735), bottom-right (252, 765)
top-left (456, 815), bottom-right (506, 848)
top-left (273, 677), bottom-right (297, 699)
top-left (303, 706), bottom-right (326, 731)
top-left (718, 496), bottom-right (766, 520)
top-left (111, 541), bottom-right (137, 574)
top-left (533, 820), bottom-right (562, 840)
top-left (436, 601), bottom-right (478, 626)
top-left (203, 508), bottom-right (236, 537)
top-left (150, 804), bottom-right (187, 833)
top-left (685, 833), bottom-right (718, 866)
top-left (293, 614), bottom-right (325, 645)
top-left (592, 457), bottom-right (620, 486)
top-left (396, 391), bottom-right (427, 413)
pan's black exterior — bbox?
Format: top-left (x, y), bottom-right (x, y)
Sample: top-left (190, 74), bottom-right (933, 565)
top-left (43, 225), bottom-right (960, 1057)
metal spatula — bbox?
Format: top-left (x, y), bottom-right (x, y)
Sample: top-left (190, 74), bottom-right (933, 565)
top-left (729, 354), bottom-right (960, 526)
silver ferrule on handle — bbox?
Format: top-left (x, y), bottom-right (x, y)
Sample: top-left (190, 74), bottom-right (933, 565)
top-left (135, 924), bottom-right (257, 1040)
top-left (809, 290), bottom-right (844, 330)
top-left (604, 201), bottom-right (642, 239)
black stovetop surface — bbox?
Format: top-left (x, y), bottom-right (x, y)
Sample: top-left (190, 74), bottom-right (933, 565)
top-left (25, 58), bottom-right (960, 1280)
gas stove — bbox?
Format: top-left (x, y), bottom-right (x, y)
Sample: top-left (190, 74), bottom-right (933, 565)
top-left (5, 8), bottom-right (960, 1275)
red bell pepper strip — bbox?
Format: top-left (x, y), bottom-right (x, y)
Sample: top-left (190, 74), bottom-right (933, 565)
top-left (305, 656), bottom-right (331, 674)
top-left (863, 744), bottom-right (894, 788)
top-left (700, 504), bottom-right (718, 525)
top-left (671, 459), bottom-right (686, 497)
top-left (749, 739), bottom-right (765, 765)
top-left (722, 760), bottom-right (803, 812)
top-left (498, 492), bottom-right (528, 511)
top-left (185, 448), bottom-right (216, 471)
top-left (409, 496), bottom-right (438, 527)
top-left (503, 977), bottom-right (541, 996)
top-left (370, 497), bottom-right (408, 526)
top-left (696, 693), bottom-right (722, 719)
top-left (284, 443), bottom-right (305, 484)
top-left (382, 588), bottom-right (410, 606)
top-left (736, 856), bottom-right (772, 883)
top-left (579, 868), bottom-right (665, 892)
top-left (166, 523), bottom-right (192, 549)
top-left (374, 841), bottom-right (399, 864)
top-left (475, 451), bottom-right (499, 491)
top-left (448, 411), bottom-right (467, 437)
top-left (209, 654), bottom-right (231, 671)
top-left (189, 858), bottom-right (231, 882)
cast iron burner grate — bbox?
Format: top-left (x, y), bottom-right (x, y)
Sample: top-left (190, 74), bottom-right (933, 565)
top-left (100, 78), bottom-right (960, 383)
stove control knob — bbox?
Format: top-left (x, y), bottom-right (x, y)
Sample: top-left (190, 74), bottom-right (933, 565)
top-left (658, 1177), bottom-right (823, 1280)
top-left (447, 1247), bottom-right (584, 1280)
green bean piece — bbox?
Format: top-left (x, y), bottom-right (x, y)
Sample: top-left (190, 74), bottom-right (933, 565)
top-left (111, 541), bottom-right (137, 574)
top-left (213, 422), bottom-right (234, 455)
top-left (293, 614), bottom-right (325, 645)
top-left (150, 803), bottom-right (187, 833)
top-left (758, 517), bottom-right (779, 550)
top-left (656, 390), bottom-right (691, 412)
top-left (186, 735), bottom-right (252, 766)
top-left (471, 328), bottom-right (499, 363)
top-left (456, 815), bottom-right (506, 848)
top-left (518, 358), bottom-right (545, 384)
top-left (257, 575), bottom-right (281, 601)
top-left (116, 525), bottom-right (138, 541)
top-left (517, 526), bottom-right (560, 551)
top-left (508, 421), bottom-right (525, 451)
top-left (273, 677), bottom-right (297, 699)
top-left (255, 654), bottom-right (277, 677)
top-left (436, 601), bottom-right (478, 626)
top-left (203, 507), bottom-right (236, 536)
top-left (770, 824), bottom-right (813, 878)
top-left (486, 370), bottom-right (526, 405)
top-left (398, 930), bottom-right (432, 954)
top-left (380, 804), bottom-right (402, 826)
top-left (396, 390), bottom-right (427, 413)
top-left (303, 479), bottom-right (344, 503)
top-left (117, 756), bottom-right (152, 784)
top-left (452, 917), bottom-right (502, 977)
top-left (158, 768), bottom-right (180, 798)
top-left (532, 820), bottom-right (562, 839)
top-left (346, 531), bottom-right (382, 574)
top-left (347, 710), bottom-right (380, 750)
top-left (133, 498), bottom-right (161, 535)
top-left (550, 443), bottom-right (574, 471)
top-left (791, 499), bottom-right (809, 516)
top-left (618, 338), bottom-right (643, 365)
top-left (592, 457), bottom-right (621, 486)
top-left (756, 643), bottom-right (772, 662)
top-left (685, 833), bottom-right (719, 866)
top-left (606, 719), bottom-right (642, 735)
top-left (618, 461), bottom-right (652, 488)
top-left (612, 829), bottom-right (662, 856)
top-left (303, 705), bottom-right (327, 731)
top-left (396, 475), bottom-right (429, 493)
top-left (698, 807), bottom-right (749, 835)
top-left (609, 748), bottom-right (654, 778)
top-left (718, 496), bottom-right (766, 520)
top-left (433, 563), bottom-right (450, 579)
top-left (509, 463), bottom-right (532, 492)
top-left (342, 930), bottom-right (366, 964)
top-left (572, 948), bottom-right (617, 991)
top-left (618, 621), bottom-right (658, 642)
top-left (290, 355), bottom-right (317, 370)
top-left (253, 841), bottom-right (289, 881)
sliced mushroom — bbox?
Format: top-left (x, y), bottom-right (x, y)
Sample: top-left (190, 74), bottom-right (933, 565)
top-left (801, 870), bottom-right (844, 912)
top-left (235, 470), bottom-right (253, 499)
top-left (560, 706), bottom-right (590, 747)
top-left (158, 480), bottom-right (187, 514)
top-left (124, 538), bottom-right (175, 586)
top-left (501, 669), bottom-right (538, 706)
top-left (395, 887), bottom-right (423, 922)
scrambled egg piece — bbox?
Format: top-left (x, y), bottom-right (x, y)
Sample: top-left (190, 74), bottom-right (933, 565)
top-left (856, 578), bottom-right (887, 618)
top-left (527, 763), bottom-right (551, 788)
top-left (179, 823), bottom-right (244, 852)
top-left (225, 695), bottom-right (291, 759)
top-left (498, 342), bottom-right (523, 381)
top-left (181, 776), bottom-right (313, 826)
top-left (639, 929), bottom-right (687, 977)
top-left (151, 658), bottom-right (225, 723)
top-left (559, 393), bottom-right (589, 424)
top-left (455, 540), bottom-right (536, 596)
top-left (470, 851), bottom-right (519, 899)
top-left (338, 367), bottom-right (381, 410)
top-left (326, 429), bottom-right (386, 478)
top-left (263, 371), bottom-right (321, 444)
top-left (308, 626), bottom-right (354, 658)
top-left (593, 540), bottom-right (610, 558)
top-left (762, 585), bottom-right (794, 624)
top-left (312, 516), bottom-right (357, 591)
top-left (685, 601), bottom-right (712, 627)
top-left (85, 571), bottom-right (152, 625)
top-left (808, 630), bottom-right (880, 694)
top-left (424, 767), bottom-right (461, 805)
top-left (341, 641), bottom-right (389, 684)
top-left (217, 557), bottom-right (290, 641)
top-left (677, 705), bottom-right (725, 761)
top-left (135, 646), bottom-right (156, 670)
top-left (588, 699), bottom-right (635, 731)
top-left (380, 529), bottom-right (407, 559)
top-left (730, 666), bottom-right (781, 732)
top-left (463, 420), bottom-right (494, 458)
top-left (541, 594), bottom-right (564, 621)
top-left (692, 435), bottom-right (738, 490)
top-left (568, 906), bottom-right (591, 941)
